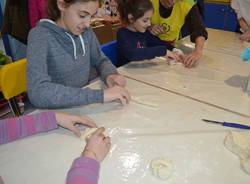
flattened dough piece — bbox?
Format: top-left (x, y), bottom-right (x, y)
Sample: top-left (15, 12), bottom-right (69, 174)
top-left (241, 159), bottom-right (250, 174)
top-left (151, 157), bottom-right (173, 180)
top-left (224, 131), bottom-right (250, 160)
top-left (224, 131), bottom-right (250, 175)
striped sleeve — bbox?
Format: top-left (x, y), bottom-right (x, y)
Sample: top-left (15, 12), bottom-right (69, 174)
top-left (0, 111), bottom-right (58, 145)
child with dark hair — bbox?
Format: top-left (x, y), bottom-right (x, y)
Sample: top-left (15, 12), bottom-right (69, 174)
top-left (116, 0), bottom-right (183, 67)
top-left (27, 0), bottom-right (130, 109)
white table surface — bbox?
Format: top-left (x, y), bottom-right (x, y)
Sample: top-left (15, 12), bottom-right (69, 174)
top-left (119, 39), bottom-right (250, 117)
top-left (0, 79), bottom-right (249, 184)
top-left (178, 28), bottom-right (249, 56)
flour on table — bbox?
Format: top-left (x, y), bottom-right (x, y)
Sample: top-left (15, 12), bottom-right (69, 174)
top-left (151, 157), bottom-right (173, 180)
top-left (224, 131), bottom-right (250, 175)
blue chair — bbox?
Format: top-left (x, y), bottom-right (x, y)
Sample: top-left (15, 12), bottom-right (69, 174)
top-left (101, 40), bottom-right (117, 66)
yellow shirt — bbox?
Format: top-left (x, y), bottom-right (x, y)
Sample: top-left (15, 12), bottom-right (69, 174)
top-left (151, 0), bottom-right (195, 42)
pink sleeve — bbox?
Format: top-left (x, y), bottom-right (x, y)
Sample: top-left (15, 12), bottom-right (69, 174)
top-left (0, 111), bottom-right (58, 145)
top-left (67, 157), bottom-right (100, 184)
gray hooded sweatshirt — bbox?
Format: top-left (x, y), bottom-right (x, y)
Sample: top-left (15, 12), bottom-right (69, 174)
top-left (27, 19), bottom-right (118, 108)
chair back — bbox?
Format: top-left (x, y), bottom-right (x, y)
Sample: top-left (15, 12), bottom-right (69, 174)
top-left (0, 58), bottom-right (27, 100)
top-left (101, 40), bottom-right (117, 66)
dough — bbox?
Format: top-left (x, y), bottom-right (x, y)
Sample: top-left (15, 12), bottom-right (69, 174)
top-left (224, 131), bottom-right (250, 175)
top-left (81, 128), bottom-right (98, 140)
top-left (151, 157), bottom-right (173, 180)
top-left (224, 131), bottom-right (250, 160)
top-left (241, 159), bottom-right (250, 174)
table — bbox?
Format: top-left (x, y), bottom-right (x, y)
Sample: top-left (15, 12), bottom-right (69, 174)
top-left (119, 29), bottom-right (250, 117)
top-left (178, 28), bottom-right (249, 56)
top-left (0, 78), bottom-right (249, 184)
top-left (1, 29), bottom-right (250, 184)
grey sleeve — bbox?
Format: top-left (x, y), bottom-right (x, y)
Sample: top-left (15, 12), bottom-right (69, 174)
top-left (88, 29), bottom-right (118, 82)
top-left (27, 29), bottom-right (103, 109)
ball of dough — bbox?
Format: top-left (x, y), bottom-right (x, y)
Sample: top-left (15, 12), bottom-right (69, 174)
top-left (151, 157), bottom-right (173, 180)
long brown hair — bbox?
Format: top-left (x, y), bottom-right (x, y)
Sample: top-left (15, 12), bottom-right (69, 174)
top-left (47, 0), bottom-right (100, 21)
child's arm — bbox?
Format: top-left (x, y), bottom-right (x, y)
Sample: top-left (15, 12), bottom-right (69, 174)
top-left (0, 112), bottom-right (58, 145)
top-left (146, 31), bottom-right (174, 50)
top-left (238, 18), bottom-right (250, 33)
top-left (67, 127), bottom-right (110, 184)
top-left (0, 112), bottom-right (97, 145)
top-left (66, 157), bottom-right (100, 184)
top-left (117, 30), bottom-right (170, 62)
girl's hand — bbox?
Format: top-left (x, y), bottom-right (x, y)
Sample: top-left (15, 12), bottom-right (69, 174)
top-left (55, 112), bottom-right (97, 137)
top-left (82, 127), bottom-right (111, 162)
top-left (240, 31), bottom-right (250, 42)
top-left (106, 74), bottom-right (126, 88)
top-left (166, 50), bottom-right (183, 62)
top-left (149, 25), bottom-right (165, 36)
top-left (183, 49), bottom-right (202, 68)
top-left (104, 85), bottom-right (131, 105)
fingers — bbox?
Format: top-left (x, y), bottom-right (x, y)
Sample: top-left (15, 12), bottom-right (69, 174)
top-left (67, 123), bottom-right (81, 137)
top-left (74, 116), bottom-right (97, 128)
top-left (150, 25), bottom-right (164, 35)
top-left (93, 127), bottom-right (105, 136)
top-left (103, 136), bottom-right (111, 147)
top-left (120, 88), bottom-right (131, 105)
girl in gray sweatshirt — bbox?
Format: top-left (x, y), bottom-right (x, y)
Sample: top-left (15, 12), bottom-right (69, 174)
top-left (27, 0), bottom-right (130, 108)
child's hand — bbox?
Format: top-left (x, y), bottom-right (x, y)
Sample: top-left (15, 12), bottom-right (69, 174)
top-left (83, 127), bottom-right (111, 162)
top-left (55, 112), bottom-right (97, 137)
top-left (149, 24), bottom-right (164, 36)
top-left (104, 85), bottom-right (130, 105)
top-left (166, 50), bottom-right (183, 62)
top-left (240, 31), bottom-right (250, 42)
top-left (106, 74), bottom-right (126, 88)
top-left (183, 49), bottom-right (202, 68)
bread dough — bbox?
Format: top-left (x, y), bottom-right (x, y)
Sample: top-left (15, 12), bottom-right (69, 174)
top-left (241, 159), bottom-right (250, 174)
top-left (81, 128), bottom-right (98, 140)
top-left (151, 157), bottom-right (173, 180)
top-left (224, 131), bottom-right (250, 160)
top-left (224, 131), bottom-right (250, 175)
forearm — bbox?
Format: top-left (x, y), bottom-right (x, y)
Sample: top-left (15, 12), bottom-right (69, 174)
top-left (239, 18), bottom-right (250, 33)
top-left (0, 112), bottom-right (58, 145)
top-left (66, 157), bottom-right (100, 184)
top-left (28, 82), bottom-right (103, 108)
top-left (123, 46), bottom-right (167, 62)
top-left (194, 36), bottom-right (205, 53)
